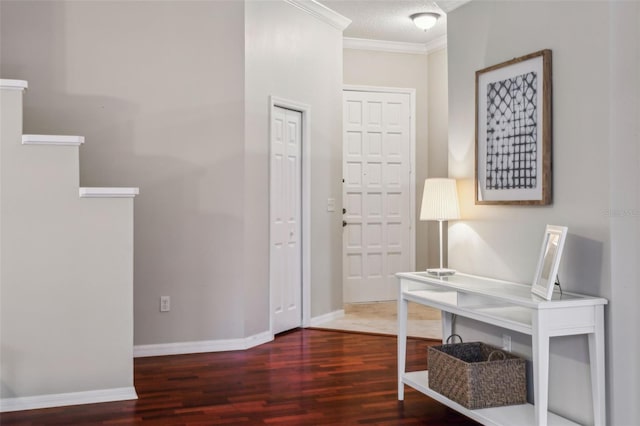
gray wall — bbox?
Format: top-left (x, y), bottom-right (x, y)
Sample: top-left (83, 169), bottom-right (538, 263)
top-left (0, 0), bottom-right (245, 345)
top-left (447, 1), bottom-right (639, 424)
top-left (607, 2), bottom-right (640, 424)
top-left (244, 0), bottom-right (344, 327)
top-left (426, 48), bottom-right (449, 270)
top-left (343, 48), bottom-right (449, 272)
top-left (0, 0), bottom-right (345, 349)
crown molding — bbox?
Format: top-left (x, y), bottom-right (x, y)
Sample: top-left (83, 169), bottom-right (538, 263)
top-left (425, 35), bottom-right (448, 53)
top-left (344, 37), bottom-right (427, 55)
top-left (344, 37), bottom-right (447, 55)
top-left (434, 1), bottom-right (472, 13)
top-left (284, 0), bottom-right (351, 31)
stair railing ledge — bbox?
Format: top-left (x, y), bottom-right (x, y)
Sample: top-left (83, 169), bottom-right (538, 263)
top-left (22, 135), bottom-right (85, 146)
top-left (0, 79), bottom-right (28, 90)
top-left (79, 188), bottom-right (139, 198)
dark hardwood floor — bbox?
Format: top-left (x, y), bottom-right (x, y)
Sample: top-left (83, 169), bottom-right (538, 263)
top-left (0, 329), bottom-right (479, 425)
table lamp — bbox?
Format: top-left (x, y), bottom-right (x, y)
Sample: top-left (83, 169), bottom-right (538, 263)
top-left (420, 178), bottom-right (460, 276)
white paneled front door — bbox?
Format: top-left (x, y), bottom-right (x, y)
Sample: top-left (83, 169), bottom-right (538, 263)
top-left (271, 106), bottom-right (303, 334)
top-left (343, 89), bottom-right (414, 303)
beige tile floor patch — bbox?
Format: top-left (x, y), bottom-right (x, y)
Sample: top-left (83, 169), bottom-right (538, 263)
top-left (313, 301), bottom-right (442, 340)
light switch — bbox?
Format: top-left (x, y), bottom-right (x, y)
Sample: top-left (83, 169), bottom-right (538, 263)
top-left (327, 198), bottom-right (336, 212)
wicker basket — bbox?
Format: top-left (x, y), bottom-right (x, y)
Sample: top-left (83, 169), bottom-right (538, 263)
top-left (428, 335), bottom-right (527, 409)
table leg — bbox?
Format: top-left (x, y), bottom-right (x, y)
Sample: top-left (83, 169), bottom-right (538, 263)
top-left (588, 305), bottom-right (606, 426)
top-left (397, 296), bottom-right (408, 400)
top-left (441, 311), bottom-right (453, 342)
top-left (532, 311), bottom-right (550, 426)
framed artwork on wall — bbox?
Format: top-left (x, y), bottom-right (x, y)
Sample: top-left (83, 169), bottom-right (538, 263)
top-left (531, 224), bottom-right (567, 300)
top-left (475, 49), bottom-right (552, 205)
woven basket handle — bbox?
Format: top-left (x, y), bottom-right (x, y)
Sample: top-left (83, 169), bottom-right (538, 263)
top-left (445, 334), bottom-right (463, 344)
top-left (488, 350), bottom-right (507, 361)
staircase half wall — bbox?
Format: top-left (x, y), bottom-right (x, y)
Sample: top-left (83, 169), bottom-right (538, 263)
top-left (0, 79), bottom-right (138, 412)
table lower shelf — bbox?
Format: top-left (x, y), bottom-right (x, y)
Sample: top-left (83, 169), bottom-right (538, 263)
top-left (401, 371), bottom-right (579, 426)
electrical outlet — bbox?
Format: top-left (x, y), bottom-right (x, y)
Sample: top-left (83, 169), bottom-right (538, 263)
top-left (502, 334), bottom-right (511, 352)
top-left (160, 296), bottom-right (170, 312)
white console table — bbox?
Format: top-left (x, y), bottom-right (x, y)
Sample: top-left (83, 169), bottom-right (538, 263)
top-left (396, 272), bottom-right (607, 426)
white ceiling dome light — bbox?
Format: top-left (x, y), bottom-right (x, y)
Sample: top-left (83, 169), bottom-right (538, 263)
top-left (410, 12), bottom-right (441, 31)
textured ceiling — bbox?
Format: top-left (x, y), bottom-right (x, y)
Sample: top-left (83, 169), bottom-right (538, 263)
top-left (319, 1), bottom-right (469, 44)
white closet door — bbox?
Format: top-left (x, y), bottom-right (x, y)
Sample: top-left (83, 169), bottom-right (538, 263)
top-left (343, 90), bottom-right (412, 303)
top-left (271, 106), bottom-right (302, 334)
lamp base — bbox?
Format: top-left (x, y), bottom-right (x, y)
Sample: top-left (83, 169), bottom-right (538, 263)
top-left (426, 268), bottom-right (456, 277)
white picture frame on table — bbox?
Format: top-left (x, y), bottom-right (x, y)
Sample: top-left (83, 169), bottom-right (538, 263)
top-left (531, 225), bottom-right (568, 300)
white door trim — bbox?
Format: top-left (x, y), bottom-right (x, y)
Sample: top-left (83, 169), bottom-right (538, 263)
top-left (342, 85), bottom-right (417, 276)
top-left (269, 96), bottom-right (311, 331)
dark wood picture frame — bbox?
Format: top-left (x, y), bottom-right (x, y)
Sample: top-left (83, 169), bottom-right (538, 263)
top-left (475, 49), bottom-right (552, 205)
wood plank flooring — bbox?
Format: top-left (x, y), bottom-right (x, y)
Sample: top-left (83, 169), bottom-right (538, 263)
top-left (0, 329), bottom-right (479, 425)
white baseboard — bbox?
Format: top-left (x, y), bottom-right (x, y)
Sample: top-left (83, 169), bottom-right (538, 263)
top-left (0, 386), bottom-right (137, 413)
top-left (309, 309), bottom-right (345, 326)
top-left (134, 330), bottom-right (274, 358)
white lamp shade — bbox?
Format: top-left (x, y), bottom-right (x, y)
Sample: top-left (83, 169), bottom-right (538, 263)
top-left (420, 178), bottom-right (460, 221)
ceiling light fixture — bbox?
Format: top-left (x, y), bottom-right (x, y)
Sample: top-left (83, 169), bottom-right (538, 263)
top-left (411, 12), bottom-right (441, 31)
